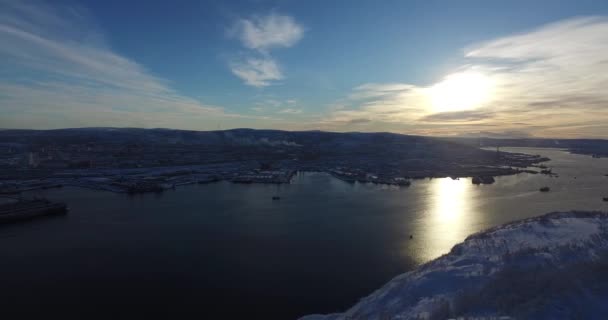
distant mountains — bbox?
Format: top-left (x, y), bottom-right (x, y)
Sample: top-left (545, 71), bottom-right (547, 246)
top-left (0, 128), bottom-right (548, 180)
top-left (446, 136), bottom-right (608, 157)
top-left (0, 128), bottom-right (474, 154)
top-left (1, 127), bottom-right (606, 156)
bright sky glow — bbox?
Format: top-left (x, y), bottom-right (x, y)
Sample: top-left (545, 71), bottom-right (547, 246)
top-left (1, 1), bottom-right (608, 138)
top-left (429, 72), bottom-right (494, 113)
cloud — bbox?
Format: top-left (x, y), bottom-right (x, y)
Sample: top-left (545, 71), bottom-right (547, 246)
top-left (479, 131), bottom-right (534, 139)
top-left (347, 118), bottom-right (372, 125)
top-left (278, 108), bottom-right (302, 114)
top-left (452, 130), bottom-right (535, 139)
top-left (465, 17), bottom-right (606, 62)
top-left (323, 16), bottom-right (608, 138)
top-left (232, 13), bottom-right (303, 52)
top-left (348, 83), bottom-right (416, 100)
top-left (230, 56), bottom-right (283, 87)
top-left (228, 13), bottom-right (303, 87)
top-left (250, 97), bottom-right (302, 115)
top-left (421, 110), bottom-right (494, 122)
top-left (321, 83), bottom-right (427, 127)
top-left (0, 1), bottom-right (238, 129)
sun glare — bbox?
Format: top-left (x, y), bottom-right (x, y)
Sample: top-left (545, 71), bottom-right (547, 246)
top-left (415, 178), bottom-right (478, 262)
top-left (429, 72), bottom-right (493, 113)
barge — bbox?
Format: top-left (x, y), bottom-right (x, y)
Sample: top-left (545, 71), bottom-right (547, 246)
top-left (0, 199), bottom-right (67, 223)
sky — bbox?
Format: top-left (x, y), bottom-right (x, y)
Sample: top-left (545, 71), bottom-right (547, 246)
top-left (1, 0), bottom-right (608, 138)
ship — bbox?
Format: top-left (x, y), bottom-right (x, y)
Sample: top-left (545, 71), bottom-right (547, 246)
top-left (539, 186), bottom-right (551, 192)
top-left (472, 176), bottom-right (496, 185)
top-left (0, 198), bottom-right (67, 223)
top-left (540, 168), bottom-right (552, 175)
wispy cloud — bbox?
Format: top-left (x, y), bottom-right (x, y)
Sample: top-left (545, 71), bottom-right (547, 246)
top-left (278, 108), bottom-right (302, 114)
top-left (249, 97), bottom-right (303, 117)
top-left (230, 56), bottom-right (283, 87)
top-left (421, 110), bottom-right (494, 122)
top-left (322, 83), bottom-right (427, 126)
top-left (232, 13), bottom-right (303, 52)
top-left (323, 16), bottom-right (608, 138)
top-left (0, 0), bottom-right (235, 129)
top-left (228, 13), bottom-right (303, 87)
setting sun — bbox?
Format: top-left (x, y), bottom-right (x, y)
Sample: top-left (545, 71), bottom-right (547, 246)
top-left (429, 72), bottom-right (494, 113)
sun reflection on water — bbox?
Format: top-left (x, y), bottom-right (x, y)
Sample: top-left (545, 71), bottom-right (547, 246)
top-left (417, 178), bottom-right (478, 262)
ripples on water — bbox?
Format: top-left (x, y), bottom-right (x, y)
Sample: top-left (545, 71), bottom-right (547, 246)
top-left (1, 148), bottom-right (607, 319)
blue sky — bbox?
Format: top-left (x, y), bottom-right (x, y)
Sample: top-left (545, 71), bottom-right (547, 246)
top-left (2, 0), bottom-right (608, 137)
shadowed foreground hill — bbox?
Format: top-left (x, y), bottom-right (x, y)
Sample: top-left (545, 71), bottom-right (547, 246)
top-left (301, 211), bottom-right (608, 320)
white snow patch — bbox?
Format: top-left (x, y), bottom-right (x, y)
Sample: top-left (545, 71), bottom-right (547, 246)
top-left (300, 211), bottom-right (608, 320)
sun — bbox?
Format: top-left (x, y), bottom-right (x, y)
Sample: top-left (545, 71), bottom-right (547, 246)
top-left (429, 72), bottom-right (493, 113)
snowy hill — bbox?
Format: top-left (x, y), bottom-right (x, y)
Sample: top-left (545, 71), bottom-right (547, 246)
top-left (301, 211), bottom-right (608, 320)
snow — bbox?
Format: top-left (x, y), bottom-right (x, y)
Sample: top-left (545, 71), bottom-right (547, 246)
top-left (300, 211), bottom-right (608, 320)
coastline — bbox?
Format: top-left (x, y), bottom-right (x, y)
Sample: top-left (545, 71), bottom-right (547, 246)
top-left (300, 211), bottom-right (608, 320)
top-left (1, 153), bottom-right (547, 195)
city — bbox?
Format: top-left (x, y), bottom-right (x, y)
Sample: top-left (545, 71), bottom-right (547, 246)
top-left (0, 128), bottom-right (548, 195)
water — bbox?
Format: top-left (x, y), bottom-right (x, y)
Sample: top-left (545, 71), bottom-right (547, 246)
top-left (1, 148), bottom-right (607, 319)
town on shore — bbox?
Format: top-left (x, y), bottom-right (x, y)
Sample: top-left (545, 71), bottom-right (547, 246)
top-left (0, 128), bottom-right (552, 195)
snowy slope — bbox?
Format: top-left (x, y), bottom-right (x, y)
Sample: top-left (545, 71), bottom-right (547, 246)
top-left (300, 211), bottom-right (608, 320)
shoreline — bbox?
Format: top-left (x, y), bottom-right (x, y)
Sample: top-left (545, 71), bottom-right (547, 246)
top-left (2, 163), bottom-right (546, 195)
top-left (300, 211), bottom-right (608, 320)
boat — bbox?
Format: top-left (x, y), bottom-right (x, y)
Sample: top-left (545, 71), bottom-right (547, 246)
top-left (127, 183), bottom-right (164, 194)
top-left (539, 186), bottom-right (551, 192)
top-left (0, 199), bottom-right (67, 223)
top-left (0, 188), bottom-right (20, 195)
top-left (397, 180), bottom-right (412, 186)
top-left (472, 176), bottom-right (495, 185)
top-left (272, 196), bottom-right (281, 200)
top-left (232, 177), bottom-right (253, 184)
top-left (393, 178), bottom-right (411, 186)
top-left (0, 184), bottom-right (20, 194)
top-left (603, 197), bottom-right (608, 202)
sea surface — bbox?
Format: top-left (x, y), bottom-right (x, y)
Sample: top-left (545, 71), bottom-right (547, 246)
top-left (1, 148), bottom-right (607, 319)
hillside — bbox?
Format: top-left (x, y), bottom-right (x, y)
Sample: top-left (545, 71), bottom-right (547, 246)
top-left (446, 137), bottom-right (608, 158)
top-left (301, 211), bottom-right (608, 320)
top-left (0, 128), bottom-right (547, 192)
top-left (0, 128), bottom-right (545, 172)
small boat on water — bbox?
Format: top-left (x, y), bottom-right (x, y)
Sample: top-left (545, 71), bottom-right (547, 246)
top-left (272, 196), bottom-right (281, 200)
top-left (603, 197), bottom-right (608, 202)
top-left (0, 199), bottom-right (67, 223)
top-left (539, 186), bottom-right (551, 192)
top-left (472, 176), bottom-right (495, 185)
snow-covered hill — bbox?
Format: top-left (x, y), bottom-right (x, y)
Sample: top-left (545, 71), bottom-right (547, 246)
top-left (301, 211), bottom-right (608, 320)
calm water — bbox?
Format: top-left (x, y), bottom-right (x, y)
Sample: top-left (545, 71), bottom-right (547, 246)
top-left (1, 148), bottom-right (607, 319)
